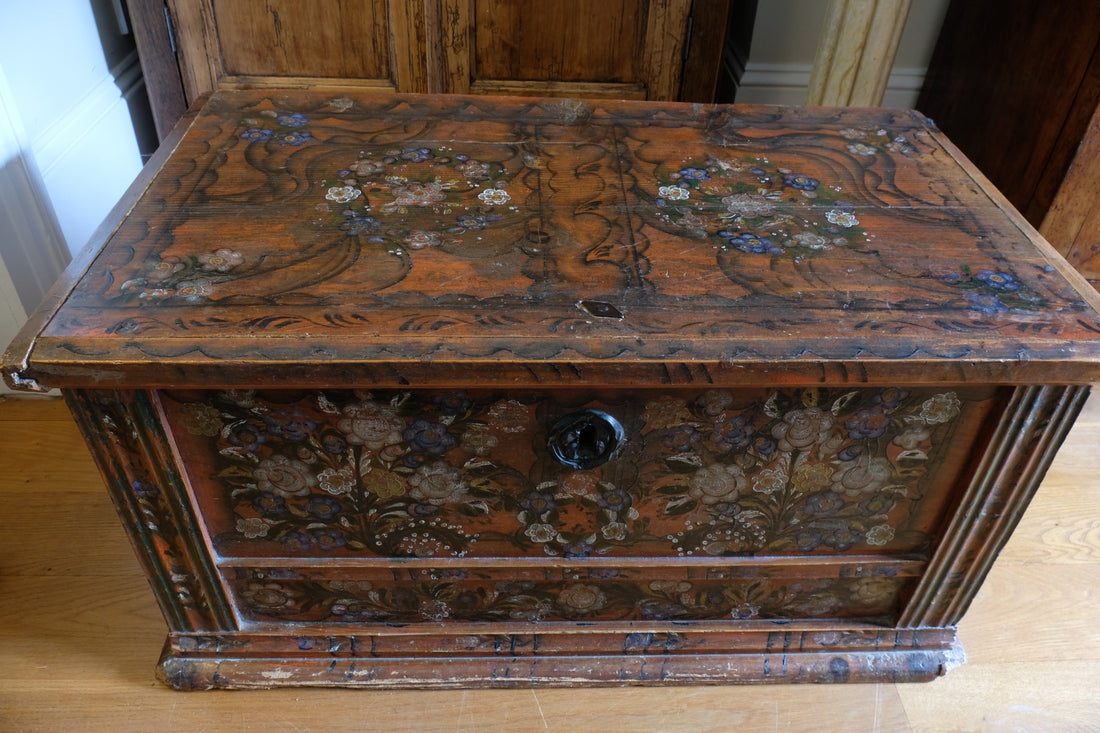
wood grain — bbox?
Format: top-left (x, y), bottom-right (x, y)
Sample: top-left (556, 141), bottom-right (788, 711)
top-left (2, 392), bottom-right (1098, 728)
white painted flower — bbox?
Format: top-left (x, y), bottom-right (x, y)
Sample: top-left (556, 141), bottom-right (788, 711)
top-left (601, 521), bottom-right (629, 541)
top-left (722, 193), bottom-right (774, 217)
top-left (236, 517), bottom-right (270, 538)
top-left (477, 188), bottom-right (511, 206)
top-left (391, 181), bottom-right (445, 207)
top-left (254, 454), bottom-right (317, 497)
top-left (920, 392), bottom-right (960, 424)
top-left (658, 185), bottom-right (690, 201)
top-left (689, 464), bottom-right (748, 505)
top-left (847, 142), bottom-right (877, 156)
top-left (791, 232), bottom-right (831, 250)
top-left (525, 522), bottom-right (557, 543)
top-left (556, 584), bottom-right (607, 615)
top-left (853, 577), bottom-right (896, 604)
top-left (198, 248), bottom-right (245, 272)
top-left (338, 401), bottom-right (404, 450)
top-left (318, 466), bottom-right (357, 496)
top-left (325, 185), bottom-right (362, 203)
top-left (404, 230), bottom-right (443, 249)
top-left (865, 524), bottom-right (895, 546)
top-left (351, 158), bottom-right (385, 176)
top-left (772, 407), bottom-right (834, 452)
top-left (408, 461), bottom-right (467, 505)
top-left (752, 467), bottom-right (788, 495)
top-left (831, 456), bottom-right (893, 496)
top-left (826, 209), bottom-right (860, 228)
top-left (176, 279), bottom-right (212, 302)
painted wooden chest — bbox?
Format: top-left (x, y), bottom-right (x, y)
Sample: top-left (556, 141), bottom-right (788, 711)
top-left (5, 90), bottom-right (1100, 688)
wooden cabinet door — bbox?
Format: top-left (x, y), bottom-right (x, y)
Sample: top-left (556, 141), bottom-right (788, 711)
top-left (437, 0), bottom-right (692, 100)
top-left (166, 0), bottom-right (431, 98)
top-left (131, 0), bottom-right (743, 140)
top-left (164, 0), bottom-right (696, 101)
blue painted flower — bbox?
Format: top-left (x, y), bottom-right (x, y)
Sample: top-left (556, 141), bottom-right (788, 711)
top-left (276, 112), bottom-right (310, 127)
top-left (403, 419), bottom-right (456, 455)
top-left (276, 130), bottom-right (313, 146)
top-left (966, 292), bottom-right (1010, 315)
top-left (407, 502), bottom-right (439, 517)
top-left (844, 406), bottom-right (890, 440)
top-left (253, 492), bottom-right (286, 516)
top-left (240, 128), bottom-right (274, 142)
top-left (319, 430), bottom-right (348, 455)
top-left (796, 530), bottom-right (824, 552)
top-left (330, 600), bottom-right (375, 621)
top-left (306, 495), bottom-right (343, 520)
top-left (341, 211), bottom-right (381, 236)
top-left (873, 387), bottom-right (910, 409)
top-left (754, 437), bottom-right (777, 456)
top-left (454, 154), bottom-right (470, 162)
top-left (401, 147), bottom-right (434, 162)
top-left (859, 494), bottom-right (896, 515)
top-left (782, 173), bottom-right (819, 191)
top-left (280, 530), bottom-right (313, 551)
top-left (562, 538), bottom-right (595, 558)
top-left (975, 269), bottom-right (1019, 291)
top-left (229, 421), bottom-right (266, 452)
top-left (804, 491), bottom-right (845, 516)
top-left (712, 501), bottom-right (742, 518)
top-left (311, 527), bottom-right (347, 550)
top-left (823, 527), bottom-right (860, 551)
top-left (131, 480), bottom-right (160, 500)
top-left (432, 392), bottom-right (472, 417)
top-left (402, 452), bottom-right (428, 469)
top-left (263, 414), bottom-right (316, 442)
top-left (838, 445), bottom-right (863, 461)
top-left (749, 166), bottom-right (768, 178)
top-left (598, 486), bottom-right (633, 513)
top-left (710, 414), bottom-right (754, 452)
top-left (724, 233), bottom-right (784, 255)
top-left (520, 490), bottom-right (557, 516)
top-left (454, 213), bottom-right (499, 231)
top-left (662, 425), bottom-right (700, 452)
top-left (677, 166), bottom-right (710, 181)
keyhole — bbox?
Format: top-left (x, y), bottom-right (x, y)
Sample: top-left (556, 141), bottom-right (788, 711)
top-left (547, 409), bottom-right (625, 470)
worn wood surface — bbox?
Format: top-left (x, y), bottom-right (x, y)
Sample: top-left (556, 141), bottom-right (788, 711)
top-left (1041, 98), bottom-right (1100, 286)
top-left (159, 0), bottom-right (707, 109)
top-left (917, 0), bottom-right (1100, 229)
top-left (5, 90), bottom-right (1100, 391)
top-left (2, 393), bottom-right (1097, 728)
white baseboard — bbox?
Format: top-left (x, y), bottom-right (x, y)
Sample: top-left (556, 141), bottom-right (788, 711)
top-left (737, 62), bottom-right (928, 108)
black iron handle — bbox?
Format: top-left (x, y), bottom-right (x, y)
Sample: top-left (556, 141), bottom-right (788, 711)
top-left (547, 409), bottom-right (625, 470)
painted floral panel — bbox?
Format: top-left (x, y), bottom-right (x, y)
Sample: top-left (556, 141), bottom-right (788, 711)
top-left (162, 386), bottom-right (1000, 561)
top-left (230, 564), bottom-right (915, 624)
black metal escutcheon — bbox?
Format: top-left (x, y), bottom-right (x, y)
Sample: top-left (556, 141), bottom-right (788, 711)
top-left (546, 409), bottom-right (625, 470)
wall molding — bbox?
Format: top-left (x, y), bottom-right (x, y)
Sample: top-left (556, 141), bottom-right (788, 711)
top-left (737, 62), bottom-right (928, 108)
top-left (31, 47), bottom-right (144, 177)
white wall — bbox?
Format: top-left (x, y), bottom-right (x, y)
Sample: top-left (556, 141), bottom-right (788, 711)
top-left (737, 0), bottom-right (951, 107)
top-left (0, 0), bottom-right (148, 393)
top-left (0, 1), bottom-right (146, 260)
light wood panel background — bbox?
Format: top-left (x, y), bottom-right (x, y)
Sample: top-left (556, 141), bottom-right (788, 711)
top-left (1, 393), bottom-right (1097, 731)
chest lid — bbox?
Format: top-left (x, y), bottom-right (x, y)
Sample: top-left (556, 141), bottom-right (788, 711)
top-left (6, 90), bottom-right (1100, 390)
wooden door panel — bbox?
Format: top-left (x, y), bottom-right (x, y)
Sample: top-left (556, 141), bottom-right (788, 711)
top-left (472, 0), bottom-right (646, 83)
top-left (211, 0), bottom-right (392, 80)
top-left (444, 0), bottom-right (691, 99)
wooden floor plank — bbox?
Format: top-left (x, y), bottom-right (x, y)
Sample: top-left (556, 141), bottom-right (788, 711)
top-left (1, 393), bottom-right (1097, 731)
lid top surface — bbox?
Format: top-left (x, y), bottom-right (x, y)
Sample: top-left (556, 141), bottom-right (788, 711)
top-left (15, 90), bottom-right (1100, 386)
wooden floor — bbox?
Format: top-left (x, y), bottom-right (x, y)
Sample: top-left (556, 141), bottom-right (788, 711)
top-left (1, 393), bottom-right (1097, 732)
